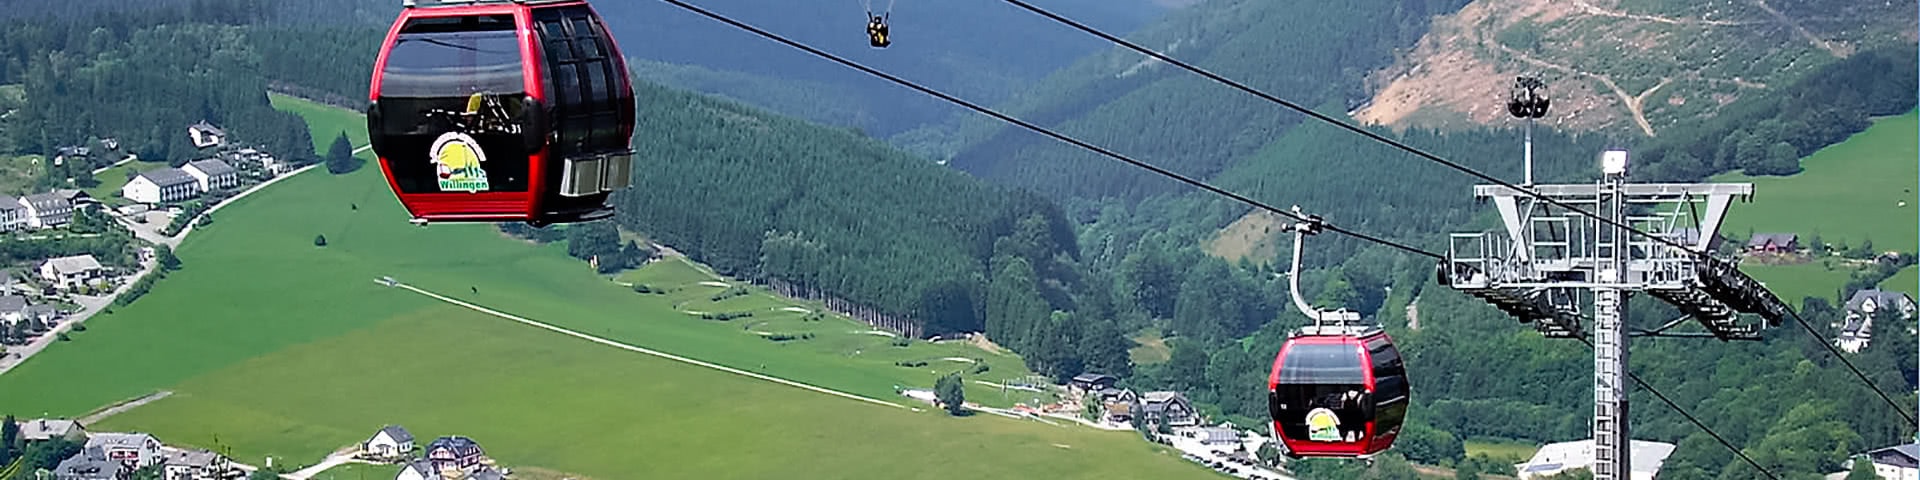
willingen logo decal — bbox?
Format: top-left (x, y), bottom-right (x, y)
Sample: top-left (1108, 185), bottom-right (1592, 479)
top-left (430, 132), bottom-right (491, 193)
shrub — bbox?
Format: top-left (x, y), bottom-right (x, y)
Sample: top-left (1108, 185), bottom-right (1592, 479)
top-left (314, 234), bottom-right (327, 247)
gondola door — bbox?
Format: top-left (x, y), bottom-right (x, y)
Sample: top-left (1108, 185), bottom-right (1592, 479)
top-left (529, 4), bottom-right (636, 224)
top-left (1362, 333), bottom-right (1409, 454)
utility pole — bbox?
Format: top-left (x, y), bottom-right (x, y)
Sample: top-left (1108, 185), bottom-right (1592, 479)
top-left (1440, 147), bottom-right (1790, 480)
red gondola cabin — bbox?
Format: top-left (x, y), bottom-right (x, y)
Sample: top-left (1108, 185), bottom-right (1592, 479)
top-left (1267, 328), bottom-right (1409, 458)
top-left (368, 0), bottom-right (637, 226)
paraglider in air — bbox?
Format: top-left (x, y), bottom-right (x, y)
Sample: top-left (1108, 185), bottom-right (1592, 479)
top-left (1267, 206), bottom-right (1409, 458)
top-left (367, 0), bottom-right (638, 227)
top-left (862, 0), bottom-right (895, 47)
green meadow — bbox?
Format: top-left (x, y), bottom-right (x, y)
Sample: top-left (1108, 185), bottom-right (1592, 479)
top-left (0, 95), bottom-right (1207, 478)
top-left (1715, 110), bottom-right (1919, 252)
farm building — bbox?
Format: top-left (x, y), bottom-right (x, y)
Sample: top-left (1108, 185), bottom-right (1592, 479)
top-left (1745, 233), bottom-right (1799, 253)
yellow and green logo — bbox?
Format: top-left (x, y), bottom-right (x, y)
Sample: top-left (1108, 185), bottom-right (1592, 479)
top-left (431, 132), bottom-right (490, 193)
top-left (1306, 408), bottom-right (1341, 442)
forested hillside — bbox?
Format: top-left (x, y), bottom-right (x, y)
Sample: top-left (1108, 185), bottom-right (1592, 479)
top-left (0, 1), bottom-right (316, 174)
top-left (614, 80), bottom-right (1135, 380)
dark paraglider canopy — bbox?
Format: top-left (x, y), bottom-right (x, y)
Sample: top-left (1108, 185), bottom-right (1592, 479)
top-left (1507, 76), bottom-right (1550, 119)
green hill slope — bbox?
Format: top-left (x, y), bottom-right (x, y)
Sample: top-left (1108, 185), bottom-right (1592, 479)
top-left (1717, 109), bottom-right (1919, 251)
top-left (0, 94), bottom-right (1217, 479)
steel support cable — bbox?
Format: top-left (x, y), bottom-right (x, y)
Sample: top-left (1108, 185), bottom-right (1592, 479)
top-left (1575, 338), bottom-right (1780, 480)
top-left (656, 0), bottom-right (1441, 261)
top-left (1000, 0), bottom-right (1917, 425)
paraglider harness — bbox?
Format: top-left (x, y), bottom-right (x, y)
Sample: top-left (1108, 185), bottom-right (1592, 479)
top-left (866, 12), bottom-right (890, 48)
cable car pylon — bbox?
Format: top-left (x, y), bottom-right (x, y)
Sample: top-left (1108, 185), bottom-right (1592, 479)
top-left (1438, 149), bottom-right (1789, 480)
top-left (1268, 206), bottom-right (1408, 459)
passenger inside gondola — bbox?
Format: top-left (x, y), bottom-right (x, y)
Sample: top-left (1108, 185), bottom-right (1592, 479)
top-left (1271, 342), bottom-right (1370, 444)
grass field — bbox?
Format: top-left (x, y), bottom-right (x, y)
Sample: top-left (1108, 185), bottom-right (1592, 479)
top-left (1128, 329), bottom-right (1171, 365)
top-left (1741, 260), bottom-right (1856, 306)
top-left (0, 95), bottom-right (1207, 478)
top-left (98, 308), bottom-right (1204, 479)
top-left (1463, 438), bottom-right (1538, 465)
top-left (0, 155), bottom-right (42, 197)
top-left (1881, 265), bottom-right (1918, 298)
top-left (1714, 110), bottom-right (1919, 253)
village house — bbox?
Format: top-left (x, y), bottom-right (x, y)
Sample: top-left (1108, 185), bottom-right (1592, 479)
top-left (123, 168), bottom-right (202, 204)
top-left (227, 148), bottom-right (285, 175)
top-left (182, 159), bottom-right (239, 192)
top-left (85, 432), bottom-right (165, 469)
top-left (1139, 391), bottom-right (1200, 428)
top-left (1837, 289), bottom-right (1918, 353)
top-left (364, 425), bottom-right (417, 461)
top-left (20, 192), bottom-right (73, 229)
top-left (21, 418), bottom-right (86, 442)
top-left (53, 146), bottom-right (90, 166)
top-left (0, 294), bottom-right (30, 325)
top-left (54, 446), bottom-right (121, 480)
top-left (39, 254), bottom-right (104, 291)
top-left (0, 195), bottom-right (29, 232)
top-left (187, 121), bottom-right (226, 149)
top-left (1097, 387), bottom-right (1138, 424)
top-left (1849, 444), bottom-right (1919, 480)
top-left (424, 436), bottom-right (488, 471)
top-left (1746, 233), bottom-right (1800, 253)
top-left (160, 448), bottom-right (234, 480)
top-left (52, 189), bottom-right (99, 209)
top-left (1068, 373), bottom-right (1117, 396)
